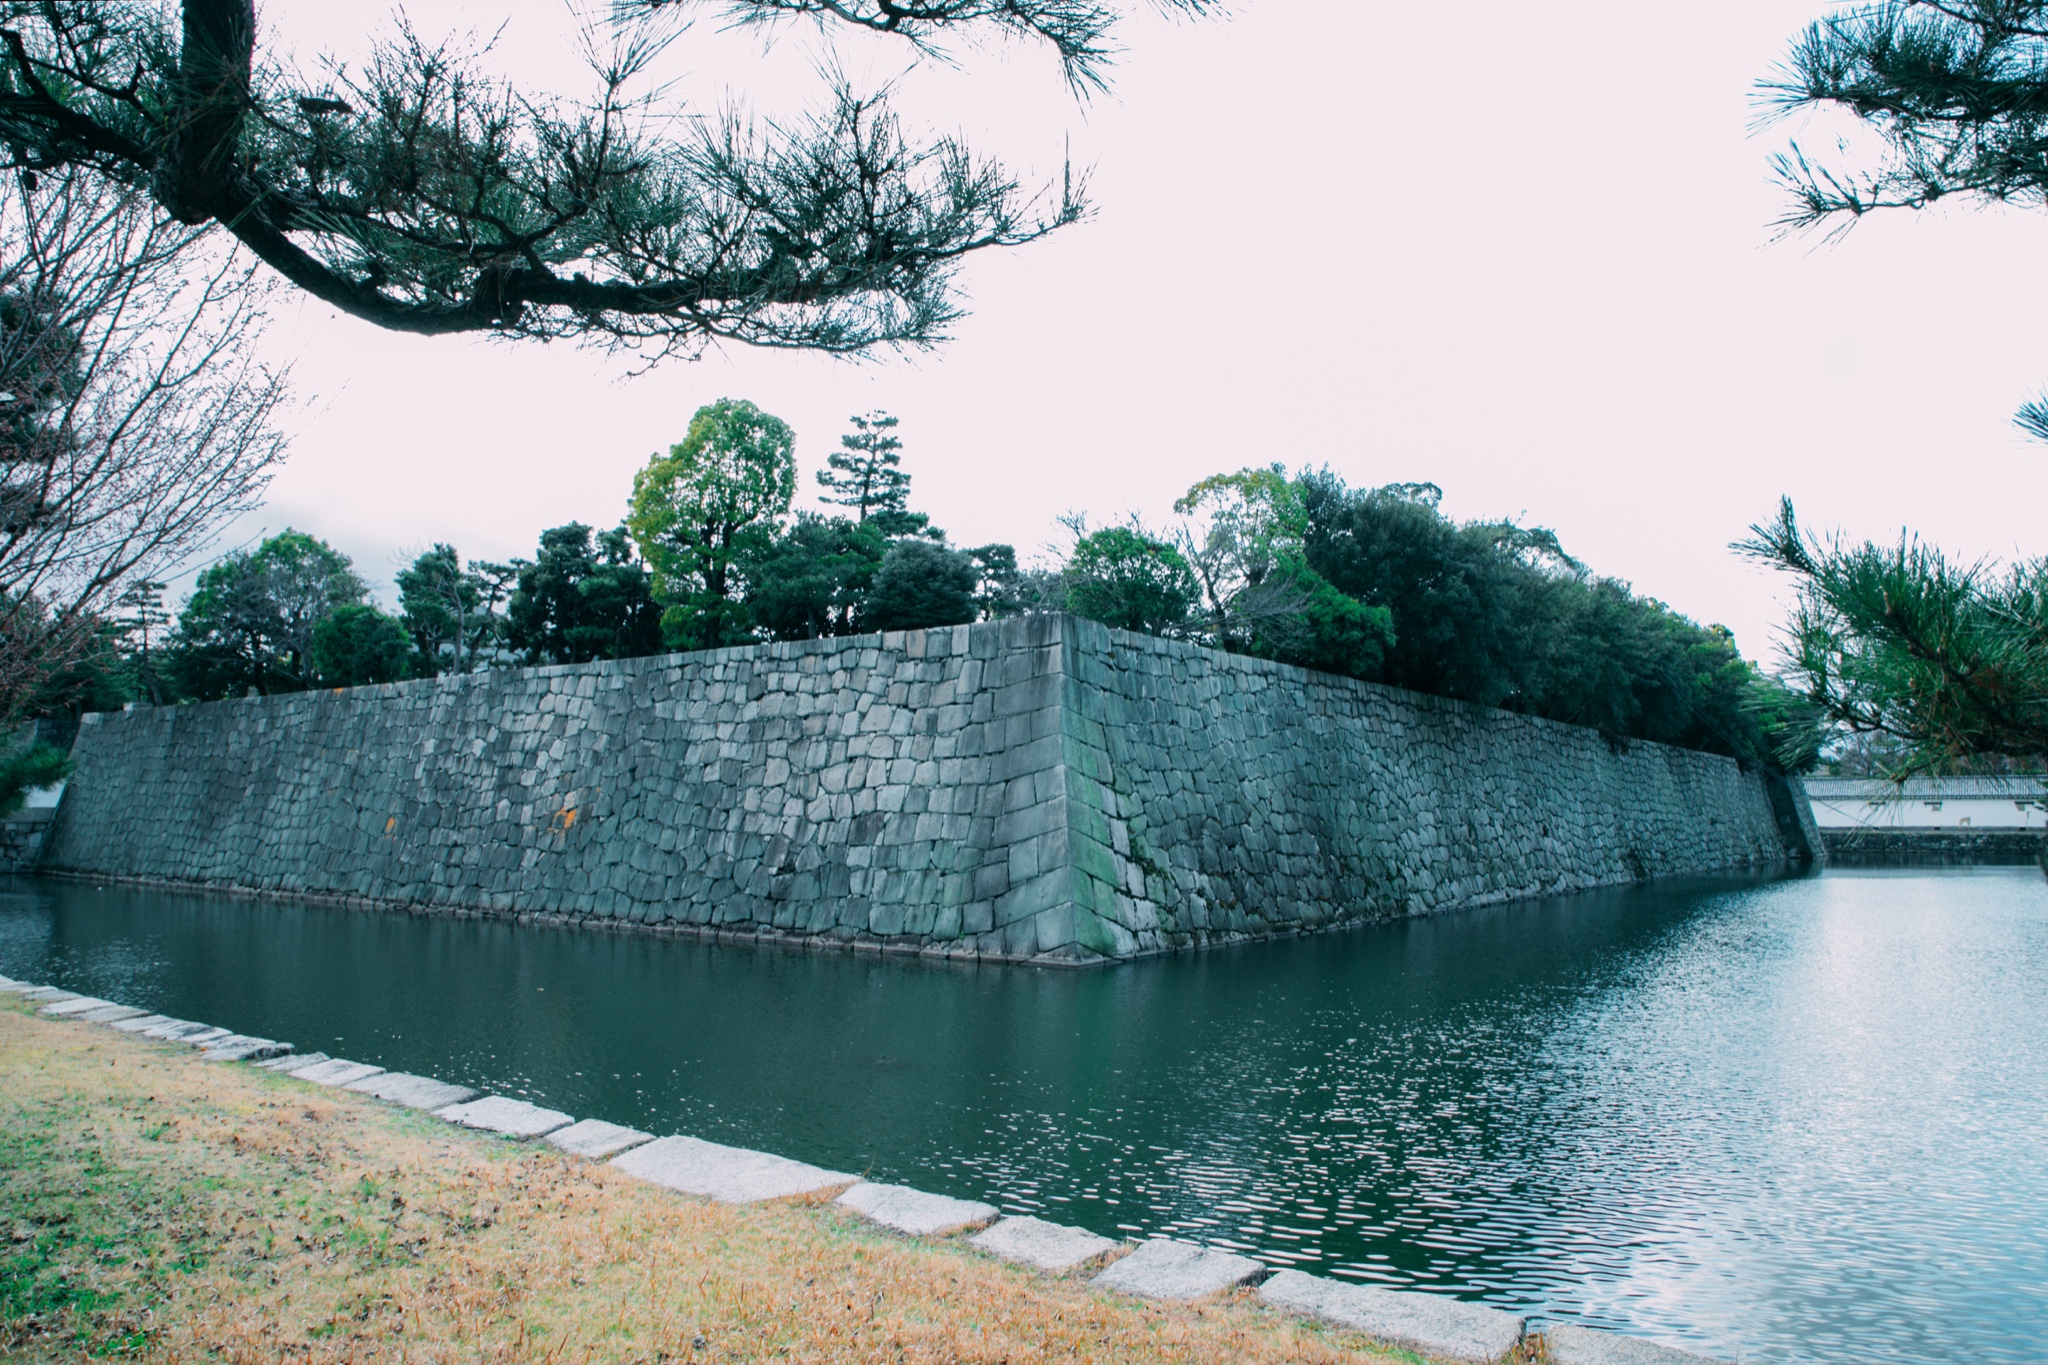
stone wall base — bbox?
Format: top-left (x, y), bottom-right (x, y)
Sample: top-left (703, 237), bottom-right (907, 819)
top-left (1820, 827), bottom-right (2048, 866)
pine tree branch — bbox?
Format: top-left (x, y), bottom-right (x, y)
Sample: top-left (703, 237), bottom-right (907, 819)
top-left (0, 0), bottom-right (1127, 355)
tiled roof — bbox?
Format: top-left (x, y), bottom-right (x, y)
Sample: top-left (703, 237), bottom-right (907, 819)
top-left (1805, 776), bottom-right (2048, 799)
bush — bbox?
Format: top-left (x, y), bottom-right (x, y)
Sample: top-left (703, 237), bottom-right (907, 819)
top-left (1064, 527), bottom-right (1199, 635)
top-left (1243, 557), bottom-right (1395, 679)
top-left (863, 540), bottom-right (979, 632)
top-left (0, 740), bottom-right (71, 816)
top-left (310, 605), bottom-right (411, 687)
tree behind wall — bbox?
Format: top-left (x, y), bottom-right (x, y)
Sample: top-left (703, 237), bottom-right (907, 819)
top-left (742, 513), bottom-right (887, 641)
top-left (397, 543), bottom-right (504, 675)
top-left (166, 530), bottom-right (366, 698)
top-left (503, 524), bottom-right (662, 666)
top-left (629, 399), bottom-right (797, 651)
top-left (309, 604), bottom-right (410, 687)
top-left (1063, 526), bottom-right (1200, 636)
top-left (863, 539), bottom-right (979, 632)
top-left (817, 412), bottom-right (928, 538)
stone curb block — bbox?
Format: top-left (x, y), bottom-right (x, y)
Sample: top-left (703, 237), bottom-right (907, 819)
top-left (290, 1058), bottom-right (387, 1088)
top-left (546, 1119), bottom-right (655, 1160)
top-left (434, 1096), bottom-right (574, 1139)
top-left (609, 1135), bottom-right (854, 1204)
top-left (345, 1072), bottom-right (479, 1111)
top-left (256, 1050), bottom-right (329, 1071)
top-left (76, 1004), bottom-right (150, 1023)
top-left (200, 1035), bottom-right (292, 1062)
top-left (42, 996), bottom-right (116, 1016)
top-left (17, 987), bottom-right (77, 1001)
top-left (969, 1216), bottom-right (1121, 1272)
top-left (205, 1040), bottom-right (293, 1062)
top-left (1544, 1323), bottom-right (1731, 1365)
top-left (836, 1182), bottom-right (999, 1237)
top-left (1092, 1237), bottom-right (1265, 1302)
top-left (109, 1014), bottom-right (177, 1033)
top-left (138, 1019), bottom-right (208, 1040)
top-left (171, 1026), bottom-right (233, 1047)
top-left (1259, 1269), bottom-right (1525, 1363)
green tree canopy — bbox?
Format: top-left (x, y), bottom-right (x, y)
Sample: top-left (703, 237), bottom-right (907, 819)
top-left (504, 523), bottom-right (662, 666)
top-left (397, 543), bottom-right (497, 676)
top-left (309, 603), bottom-right (409, 687)
top-left (0, 1), bottom-right (1211, 357)
top-left (817, 411), bottom-right (927, 537)
top-left (1168, 463), bottom-right (1395, 674)
top-left (1064, 526), bottom-right (1200, 636)
top-left (1173, 465), bottom-right (1302, 644)
top-left (629, 398), bottom-right (798, 650)
top-left (864, 538), bottom-right (978, 632)
top-left (743, 513), bottom-right (887, 642)
top-left (1058, 468), bottom-right (1818, 768)
top-left (167, 529), bottom-right (365, 698)
top-left (1239, 556), bottom-right (1394, 681)
top-left (0, 735), bottom-right (68, 816)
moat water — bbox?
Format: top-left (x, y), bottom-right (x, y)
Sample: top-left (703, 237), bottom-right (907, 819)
top-left (3, 867), bottom-right (2043, 1364)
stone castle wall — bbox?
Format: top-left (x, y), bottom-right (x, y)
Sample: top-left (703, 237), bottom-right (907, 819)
top-left (40, 615), bottom-right (1808, 962)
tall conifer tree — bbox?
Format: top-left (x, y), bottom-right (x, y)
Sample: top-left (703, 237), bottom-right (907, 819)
top-left (817, 412), bottom-right (908, 523)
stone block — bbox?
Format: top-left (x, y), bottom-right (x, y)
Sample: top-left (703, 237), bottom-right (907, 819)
top-left (256, 1050), bottom-right (328, 1071)
top-left (171, 1026), bottom-right (235, 1047)
top-left (546, 1118), bottom-right (655, 1159)
top-left (835, 1182), bottom-right (999, 1236)
top-left (201, 1035), bottom-right (293, 1062)
top-left (108, 1013), bottom-right (176, 1033)
top-left (969, 1216), bottom-right (1120, 1272)
top-left (41, 995), bottom-right (116, 1016)
top-left (1092, 1238), bottom-right (1265, 1301)
top-left (1258, 1270), bottom-right (1525, 1363)
top-left (995, 868), bottom-right (1069, 926)
top-left (138, 1018), bottom-right (210, 1040)
top-left (434, 1096), bottom-right (575, 1138)
top-left (290, 1058), bottom-right (388, 1088)
top-left (1543, 1323), bottom-right (1730, 1365)
top-left (75, 1004), bottom-right (150, 1023)
top-left (609, 1135), bottom-right (855, 1203)
top-left (16, 986), bottom-right (76, 1001)
top-left (346, 1071), bottom-right (479, 1110)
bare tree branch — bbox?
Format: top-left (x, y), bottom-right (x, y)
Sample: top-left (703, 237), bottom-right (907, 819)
top-left (0, 165), bottom-right (286, 715)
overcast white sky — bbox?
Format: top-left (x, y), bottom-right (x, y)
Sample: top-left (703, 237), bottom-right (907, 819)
top-left (222, 0), bottom-right (2048, 662)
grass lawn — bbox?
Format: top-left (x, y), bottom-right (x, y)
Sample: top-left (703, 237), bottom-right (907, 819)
top-left (0, 996), bottom-right (1434, 1364)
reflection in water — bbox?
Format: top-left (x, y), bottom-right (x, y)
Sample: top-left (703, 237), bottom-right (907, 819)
top-left (3, 869), bottom-right (2044, 1364)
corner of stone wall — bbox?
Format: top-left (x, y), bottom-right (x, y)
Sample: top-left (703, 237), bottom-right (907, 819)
top-left (1041, 617), bottom-right (1172, 962)
top-left (1765, 773), bottom-right (1826, 866)
top-left (1038, 617), bottom-right (1111, 961)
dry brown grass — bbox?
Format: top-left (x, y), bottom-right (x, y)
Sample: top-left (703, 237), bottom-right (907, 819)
top-left (0, 998), bottom-right (1422, 1365)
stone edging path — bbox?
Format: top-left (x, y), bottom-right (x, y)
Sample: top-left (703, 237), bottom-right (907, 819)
top-left (0, 973), bottom-right (1730, 1365)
